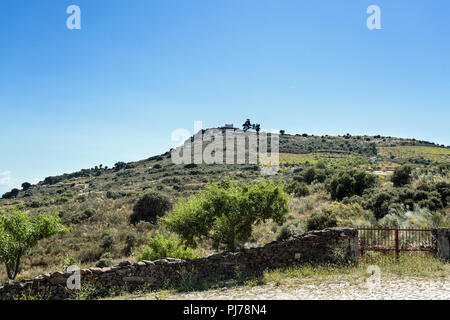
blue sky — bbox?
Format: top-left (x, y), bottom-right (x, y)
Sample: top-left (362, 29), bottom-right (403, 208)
top-left (0, 0), bottom-right (449, 194)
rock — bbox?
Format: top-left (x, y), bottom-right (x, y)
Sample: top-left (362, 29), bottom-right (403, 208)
top-left (119, 260), bottom-right (132, 266)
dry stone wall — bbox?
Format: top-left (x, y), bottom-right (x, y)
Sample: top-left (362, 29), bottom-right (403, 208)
top-left (0, 228), bottom-right (358, 300)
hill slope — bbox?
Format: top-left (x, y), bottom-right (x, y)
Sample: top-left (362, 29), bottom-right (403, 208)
top-left (0, 132), bottom-right (449, 281)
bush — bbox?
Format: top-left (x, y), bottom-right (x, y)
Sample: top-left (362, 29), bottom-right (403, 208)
top-left (106, 191), bottom-right (127, 199)
top-left (130, 191), bottom-right (172, 225)
top-left (60, 256), bottom-right (78, 271)
top-left (294, 167), bottom-right (329, 184)
top-left (21, 182), bottom-right (31, 191)
top-left (113, 161), bottom-right (131, 171)
top-left (285, 181), bottom-right (310, 197)
top-left (392, 165), bottom-right (413, 187)
top-left (306, 210), bottom-right (338, 231)
top-left (123, 233), bottom-right (138, 256)
top-left (326, 168), bottom-right (378, 200)
top-left (346, 186), bottom-right (445, 220)
top-left (276, 220), bottom-right (306, 241)
top-left (70, 209), bottom-right (95, 224)
top-left (136, 234), bottom-right (198, 261)
top-left (96, 252), bottom-right (114, 268)
top-left (2, 188), bottom-right (20, 199)
top-left (325, 202), bottom-right (376, 227)
top-left (101, 232), bottom-right (115, 250)
top-left (135, 221), bottom-right (156, 233)
top-left (417, 182), bottom-right (450, 207)
top-left (79, 246), bottom-right (103, 263)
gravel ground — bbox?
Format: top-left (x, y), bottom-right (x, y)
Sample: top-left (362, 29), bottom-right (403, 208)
top-left (152, 277), bottom-right (450, 300)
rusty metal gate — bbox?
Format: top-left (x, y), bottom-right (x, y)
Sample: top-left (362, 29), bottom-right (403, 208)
top-left (357, 227), bottom-right (438, 259)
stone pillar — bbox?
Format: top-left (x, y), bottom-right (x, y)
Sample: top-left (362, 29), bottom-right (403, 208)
top-left (435, 228), bottom-right (450, 261)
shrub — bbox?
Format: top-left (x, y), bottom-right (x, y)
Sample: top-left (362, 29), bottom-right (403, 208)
top-left (96, 252), bottom-right (114, 268)
top-left (285, 181), bottom-right (310, 197)
top-left (113, 161), bottom-right (129, 171)
top-left (135, 221), bottom-right (156, 233)
top-left (21, 182), bottom-right (31, 191)
top-left (130, 191), bottom-right (172, 225)
top-left (346, 186), bottom-right (445, 220)
top-left (70, 209), bottom-right (95, 224)
top-left (325, 202), bottom-right (376, 227)
top-left (294, 167), bottom-right (329, 184)
top-left (392, 165), bottom-right (413, 187)
top-left (60, 256), bottom-right (78, 271)
top-left (276, 220), bottom-right (306, 241)
top-left (79, 246), bottom-right (103, 263)
top-left (123, 233), bottom-right (138, 256)
top-left (326, 168), bottom-right (378, 200)
top-left (136, 234), bottom-right (198, 261)
top-left (101, 232), bottom-right (115, 250)
top-left (306, 210), bottom-right (337, 231)
top-left (2, 188), bottom-right (20, 199)
top-left (106, 191), bottom-right (127, 199)
top-left (417, 182), bottom-right (450, 207)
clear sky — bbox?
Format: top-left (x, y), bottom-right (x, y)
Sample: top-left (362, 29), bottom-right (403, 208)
top-left (0, 0), bottom-right (449, 194)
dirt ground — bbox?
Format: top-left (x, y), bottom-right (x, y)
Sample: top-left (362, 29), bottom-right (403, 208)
top-left (120, 276), bottom-right (450, 300)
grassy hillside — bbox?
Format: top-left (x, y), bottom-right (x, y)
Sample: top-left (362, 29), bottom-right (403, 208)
top-left (0, 132), bottom-right (449, 282)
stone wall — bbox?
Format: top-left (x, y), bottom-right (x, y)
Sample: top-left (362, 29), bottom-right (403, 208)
top-left (0, 228), bottom-right (358, 300)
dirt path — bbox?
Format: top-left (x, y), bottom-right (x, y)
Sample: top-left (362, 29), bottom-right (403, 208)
top-left (133, 277), bottom-right (450, 300)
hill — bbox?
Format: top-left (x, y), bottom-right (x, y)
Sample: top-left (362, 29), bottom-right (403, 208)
top-left (0, 131), bottom-right (449, 282)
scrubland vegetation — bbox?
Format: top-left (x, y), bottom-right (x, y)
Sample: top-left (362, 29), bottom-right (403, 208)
top-left (0, 133), bottom-right (449, 285)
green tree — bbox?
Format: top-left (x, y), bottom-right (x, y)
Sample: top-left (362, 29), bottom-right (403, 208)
top-left (242, 119), bottom-right (252, 132)
top-left (391, 165), bottom-right (413, 187)
top-left (0, 207), bottom-right (67, 280)
top-left (285, 181), bottom-right (310, 197)
top-left (21, 182), bottom-right (31, 191)
top-left (2, 188), bottom-right (19, 199)
top-left (162, 180), bottom-right (289, 251)
top-left (130, 191), bottom-right (172, 225)
top-left (326, 168), bottom-right (378, 200)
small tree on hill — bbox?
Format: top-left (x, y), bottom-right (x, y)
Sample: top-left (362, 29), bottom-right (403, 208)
top-left (2, 188), bottom-right (20, 199)
top-left (391, 165), bottom-right (413, 187)
top-left (130, 191), bottom-right (172, 224)
top-left (326, 169), bottom-right (378, 201)
top-left (242, 119), bottom-right (252, 132)
top-left (0, 207), bottom-right (67, 280)
top-left (162, 180), bottom-right (289, 251)
top-left (21, 183), bottom-right (31, 191)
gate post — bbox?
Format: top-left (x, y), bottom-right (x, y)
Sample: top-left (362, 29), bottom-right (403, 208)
top-left (395, 228), bottom-right (399, 260)
top-left (435, 228), bottom-right (450, 261)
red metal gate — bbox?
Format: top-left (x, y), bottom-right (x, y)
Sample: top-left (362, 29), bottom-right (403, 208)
top-left (357, 227), bottom-right (438, 259)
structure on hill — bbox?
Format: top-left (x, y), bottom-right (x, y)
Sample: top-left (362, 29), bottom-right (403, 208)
top-left (219, 123), bottom-right (235, 129)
